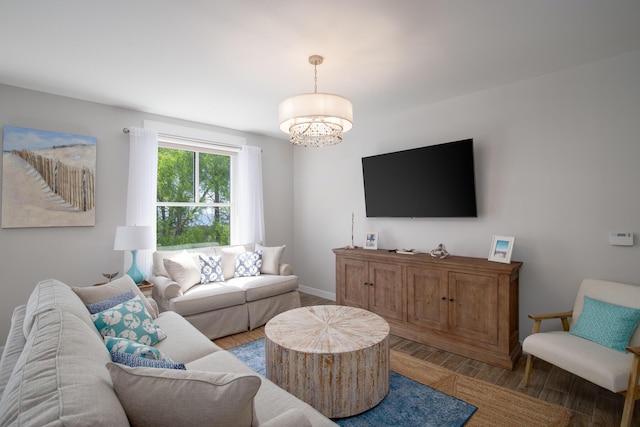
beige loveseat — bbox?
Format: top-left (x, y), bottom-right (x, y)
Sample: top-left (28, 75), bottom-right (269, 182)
top-left (0, 276), bottom-right (337, 426)
top-left (150, 243), bottom-right (301, 339)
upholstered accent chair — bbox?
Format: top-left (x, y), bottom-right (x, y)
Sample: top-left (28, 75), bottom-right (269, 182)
top-left (522, 279), bottom-right (640, 427)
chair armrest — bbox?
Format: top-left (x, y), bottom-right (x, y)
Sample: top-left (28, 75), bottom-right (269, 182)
top-left (528, 310), bottom-right (573, 333)
top-left (149, 275), bottom-right (182, 299)
top-left (279, 263), bottom-right (293, 276)
top-left (626, 346), bottom-right (640, 356)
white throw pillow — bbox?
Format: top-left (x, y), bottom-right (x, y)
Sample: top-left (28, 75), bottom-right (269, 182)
top-left (107, 363), bottom-right (260, 427)
top-left (163, 251), bottom-right (201, 293)
top-left (255, 244), bottom-right (286, 275)
top-left (220, 246), bottom-right (247, 280)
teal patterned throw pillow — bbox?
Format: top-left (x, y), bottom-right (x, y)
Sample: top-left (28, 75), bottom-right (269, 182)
top-left (104, 336), bottom-right (171, 361)
top-left (92, 296), bottom-right (167, 346)
top-left (199, 255), bottom-right (225, 283)
top-left (569, 295), bottom-right (640, 352)
top-left (234, 251), bottom-right (262, 277)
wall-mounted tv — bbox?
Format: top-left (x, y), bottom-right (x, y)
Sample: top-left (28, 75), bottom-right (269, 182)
top-left (362, 139), bottom-right (477, 218)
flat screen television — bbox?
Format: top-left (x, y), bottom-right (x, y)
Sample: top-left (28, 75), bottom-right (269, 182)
top-left (362, 139), bottom-right (477, 218)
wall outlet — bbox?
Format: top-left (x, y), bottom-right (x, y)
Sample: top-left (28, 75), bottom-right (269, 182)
top-left (610, 232), bottom-right (634, 246)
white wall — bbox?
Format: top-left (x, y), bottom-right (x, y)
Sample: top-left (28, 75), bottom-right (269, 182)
top-left (292, 50), bottom-right (640, 340)
top-left (0, 84), bottom-right (294, 341)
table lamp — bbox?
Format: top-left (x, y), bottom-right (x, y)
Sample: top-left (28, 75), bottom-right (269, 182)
top-left (113, 225), bottom-right (154, 284)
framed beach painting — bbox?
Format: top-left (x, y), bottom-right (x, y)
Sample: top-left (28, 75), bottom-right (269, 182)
top-left (2, 126), bottom-right (96, 228)
top-left (488, 235), bottom-right (515, 264)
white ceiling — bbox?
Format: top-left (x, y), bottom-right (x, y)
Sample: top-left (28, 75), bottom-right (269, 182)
top-left (1, 0), bottom-right (640, 140)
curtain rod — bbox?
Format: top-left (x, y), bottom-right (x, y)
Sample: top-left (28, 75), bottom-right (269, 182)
top-left (122, 127), bottom-right (244, 150)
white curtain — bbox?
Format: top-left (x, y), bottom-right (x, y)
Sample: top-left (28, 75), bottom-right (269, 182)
top-left (234, 145), bottom-right (265, 244)
top-left (124, 127), bottom-right (158, 278)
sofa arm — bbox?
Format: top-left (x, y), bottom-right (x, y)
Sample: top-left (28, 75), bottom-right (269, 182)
top-left (279, 263), bottom-right (293, 276)
top-left (259, 409), bottom-right (312, 427)
top-left (149, 275), bottom-right (182, 299)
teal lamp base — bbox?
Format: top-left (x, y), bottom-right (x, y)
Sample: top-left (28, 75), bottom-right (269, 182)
top-left (126, 249), bottom-right (145, 285)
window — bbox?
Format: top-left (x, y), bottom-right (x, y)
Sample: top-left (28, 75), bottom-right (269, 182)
top-left (156, 141), bottom-right (235, 249)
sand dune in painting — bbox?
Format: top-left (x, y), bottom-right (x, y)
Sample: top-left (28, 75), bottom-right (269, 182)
top-left (1, 146), bottom-right (95, 228)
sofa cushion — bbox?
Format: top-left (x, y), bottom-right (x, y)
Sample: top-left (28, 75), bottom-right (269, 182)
top-left (105, 336), bottom-right (172, 360)
top-left (73, 274), bottom-right (158, 319)
top-left (152, 311), bottom-right (222, 363)
top-left (199, 254), bottom-right (225, 283)
top-left (24, 278), bottom-right (98, 338)
top-left (107, 363), bottom-right (260, 427)
top-left (232, 275), bottom-right (299, 302)
top-left (235, 251), bottom-right (263, 277)
top-left (0, 305), bottom-right (27, 398)
top-left (86, 289), bottom-right (136, 314)
top-left (0, 308), bottom-right (129, 426)
top-left (163, 250), bottom-right (202, 293)
top-left (92, 295), bottom-right (167, 345)
top-left (187, 351), bottom-right (334, 427)
top-left (110, 351), bottom-right (186, 370)
top-left (221, 245), bottom-right (248, 280)
top-left (569, 295), bottom-right (640, 352)
top-left (255, 244), bottom-right (286, 275)
top-left (170, 283), bottom-right (247, 316)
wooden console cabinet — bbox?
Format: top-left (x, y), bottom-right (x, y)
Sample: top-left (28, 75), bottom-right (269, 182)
top-left (334, 248), bottom-right (523, 370)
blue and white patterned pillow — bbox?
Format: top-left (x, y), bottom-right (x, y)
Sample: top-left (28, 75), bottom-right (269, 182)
top-left (570, 295), bottom-right (640, 352)
top-left (104, 336), bottom-right (170, 360)
top-left (91, 296), bottom-right (167, 346)
top-left (86, 290), bottom-right (136, 314)
top-left (110, 351), bottom-right (186, 370)
top-left (199, 255), bottom-right (225, 283)
top-left (234, 251), bottom-right (263, 277)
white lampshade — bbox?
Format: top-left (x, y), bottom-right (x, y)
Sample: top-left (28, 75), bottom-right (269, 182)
top-left (279, 93), bottom-right (353, 133)
top-left (279, 55), bottom-right (353, 147)
top-left (113, 226), bottom-right (154, 251)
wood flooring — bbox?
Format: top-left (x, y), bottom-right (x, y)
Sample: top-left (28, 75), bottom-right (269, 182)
top-left (216, 293), bottom-right (639, 427)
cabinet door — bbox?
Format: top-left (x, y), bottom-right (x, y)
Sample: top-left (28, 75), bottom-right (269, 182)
top-left (338, 257), bottom-right (368, 309)
top-left (406, 267), bottom-right (448, 332)
top-left (368, 262), bottom-right (404, 321)
top-left (448, 272), bottom-right (499, 346)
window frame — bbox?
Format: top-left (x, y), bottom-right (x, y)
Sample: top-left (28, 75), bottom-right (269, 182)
top-left (156, 135), bottom-right (239, 248)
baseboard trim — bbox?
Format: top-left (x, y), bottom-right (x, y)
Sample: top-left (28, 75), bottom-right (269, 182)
top-left (297, 285), bottom-right (336, 302)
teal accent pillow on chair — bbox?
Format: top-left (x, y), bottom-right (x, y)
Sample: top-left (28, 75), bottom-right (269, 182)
top-left (569, 295), bottom-right (640, 352)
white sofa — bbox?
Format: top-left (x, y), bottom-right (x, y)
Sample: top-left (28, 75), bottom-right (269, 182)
top-left (150, 243), bottom-right (301, 339)
top-left (0, 276), bottom-right (337, 426)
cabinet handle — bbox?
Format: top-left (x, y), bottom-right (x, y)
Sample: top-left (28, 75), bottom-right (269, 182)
top-left (441, 296), bottom-right (447, 301)
top-left (449, 298), bottom-right (454, 302)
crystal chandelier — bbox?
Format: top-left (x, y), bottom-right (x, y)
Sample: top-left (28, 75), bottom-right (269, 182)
top-left (279, 55), bottom-right (353, 147)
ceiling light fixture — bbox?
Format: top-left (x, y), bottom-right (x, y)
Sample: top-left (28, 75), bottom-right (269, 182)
top-left (279, 55), bottom-right (353, 147)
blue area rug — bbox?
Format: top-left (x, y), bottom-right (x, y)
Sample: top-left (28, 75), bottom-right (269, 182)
top-left (228, 338), bottom-right (477, 427)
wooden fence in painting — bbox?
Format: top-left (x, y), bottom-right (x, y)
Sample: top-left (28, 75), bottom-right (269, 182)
top-left (12, 150), bottom-right (95, 211)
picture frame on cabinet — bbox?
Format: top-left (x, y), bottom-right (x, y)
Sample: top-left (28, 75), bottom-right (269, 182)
top-left (364, 232), bottom-right (378, 250)
top-left (488, 235), bottom-right (515, 263)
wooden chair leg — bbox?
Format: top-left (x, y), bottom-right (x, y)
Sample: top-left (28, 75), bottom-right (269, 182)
top-left (524, 354), bottom-right (534, 386)
top-left (621, 353), bottom-right (640, 427)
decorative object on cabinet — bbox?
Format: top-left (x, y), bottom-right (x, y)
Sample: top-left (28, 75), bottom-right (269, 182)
top-left (430, 243), bottom-right (450, 259)
top-left (488, 235), bottom-right (515, 264)
top-left (345, 212), bottom-right (357, 249)
top-left (364, 231), bottom-right (379, 250)
top-left (333, 247), bottom-right (523, 369)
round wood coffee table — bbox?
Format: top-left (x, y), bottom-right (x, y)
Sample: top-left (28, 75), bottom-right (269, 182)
top-left (264, 305), bottom-right (390, 418)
